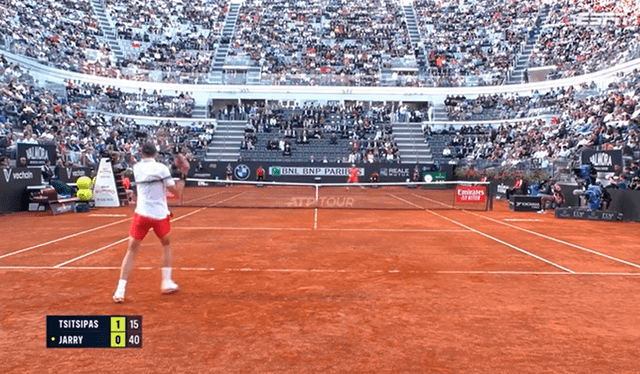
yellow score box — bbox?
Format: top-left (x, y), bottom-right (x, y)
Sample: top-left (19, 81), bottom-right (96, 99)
top-left (110, 317), bottom-right (126, 332)
top-left (110, 332), bottom-right (126, 348)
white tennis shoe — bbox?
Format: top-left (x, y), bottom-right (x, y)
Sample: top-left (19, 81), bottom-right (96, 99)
top-left (161, 280), bottom-right (179, 295)
top-left (113, 290), bottom-right (125, 304)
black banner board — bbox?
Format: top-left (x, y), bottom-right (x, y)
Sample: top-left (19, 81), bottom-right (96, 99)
top-left (554, 207), bottom-right (623, 221)
top-left (58, 167), bottom-right (93, 184)
top-left (509, 195), bottom-right (542, 211)
top-left (580, 149), bottom-right (623, 173)
top-left (0, 167), bottom-right (42, 213)
top-left (17, 143), bottom-right (57, 167)
top-left (188, 161), bottom-right (453, 184)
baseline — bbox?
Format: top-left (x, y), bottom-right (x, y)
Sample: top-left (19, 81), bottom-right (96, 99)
top-left (2, 265), bottom-right (640, 276)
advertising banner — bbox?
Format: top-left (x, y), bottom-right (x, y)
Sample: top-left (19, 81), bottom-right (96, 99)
top-left (0, 167), bottom-right (42, 213)
top-left (187, 162), bottom-right (453, 184)
top-left (17, 143), bottom-right (57, 167)
top-left (455, 185), bottom-right (486, 203)
top-left (580, 149), bottom-right (623, 173)
top-left (59, 167), bottom-right (93, 184)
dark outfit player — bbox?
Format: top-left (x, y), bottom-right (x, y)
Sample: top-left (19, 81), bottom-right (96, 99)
top-left (113, 142), bottom-right (180, 303)
top-left (538, 184), bottom-right (565, 214)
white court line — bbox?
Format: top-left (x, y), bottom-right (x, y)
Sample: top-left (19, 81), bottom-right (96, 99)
top-left (0, 217), bottom-right (131, 260)
top-left (174, 226), bottom-right (312, 231)
top-left (211, 192), bottom-right (247, 206)
top-left (182, 190), bottom-right (225, 205)
top-left (504, 219), bottom-right (542, 222)
top-left (2, 266), bottom-right (639, 276)
top-left (321, 228), bottom-right (470, 233)
top-left (411, 193), bottom-right (455, 209)
top-left (387, 193), bottom-right (427, 209)
top-left (53, 238), bottom-right (129, 268)
top-left (88, 214), bottom-right (128, 217)
top-left (426, 210), bottom-right (575, 273)
top-left (171, 226), bottom-right (469, 233)
top-left (52, 208), bottom-right (206, 268)
top-left (467, 211), bottom-right (640, 270)
top-left (314, 208), bottom-right (318, 230)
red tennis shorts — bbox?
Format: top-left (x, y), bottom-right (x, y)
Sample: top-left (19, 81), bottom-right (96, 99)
top-left (347, 176), bottom-right (358, 183)
top-left (130, 213), bottom-right (171, 240)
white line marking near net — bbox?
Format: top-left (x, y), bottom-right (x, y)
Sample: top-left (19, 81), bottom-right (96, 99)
top-left (387, 193), bottom-right (426, 209)
top-left (1, 266), bottom-right (639, 276)
top-left (426, 210), bottom-right (575, 273)
top-left (174, 226), bottom-right (313, 231)
top-left (211, 192), bottom-right (248, 206)
top-left (52, 208), bottom-right (206, 268)
top-left (88, 214), bottom-right (128, 217)
top-left (171, 226), bottom-right (469, 233)
top-left (182, 190), bottom-right (225, 205)
top-left (467, 211), bottom-right (640, 270)
top-left (411, 193), bottom-right (455, 209)
top-left (314, 208), bottom-right (318, 230)
top-left (0, 217), bottom-right (131, 260)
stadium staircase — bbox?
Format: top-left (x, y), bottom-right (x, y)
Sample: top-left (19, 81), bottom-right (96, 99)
top-left (432, 104), bottom-right (449, 123)
top-left (506, 6), bottom-right (551, 85)
top-left (89, 0), bottom-right (125, 61)
top-left (393, 121), bottom-right (432, 164)
top-left (192, 105), bottom-right (208, 119)
top-left (204, 120), bottom-right (245, 162)
top-left (209, 3), bottom-right (241, 84)
top-left (403, 4), bottom-right (427, 69)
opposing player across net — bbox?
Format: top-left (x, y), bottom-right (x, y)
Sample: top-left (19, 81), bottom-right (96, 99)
top-left (169, 179), bottom-right (492, 211)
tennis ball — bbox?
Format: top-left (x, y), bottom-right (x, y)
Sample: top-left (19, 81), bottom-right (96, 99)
top-left (76, 176), bottom-right (92, 190)
top-left (77, 189), bottom-right (93, 201)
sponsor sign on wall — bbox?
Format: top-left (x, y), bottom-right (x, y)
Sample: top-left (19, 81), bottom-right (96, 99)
top-left (455, 185), bottom-right (486, 203)
top-left (17, 143), bottom-right (57, 166)
top-left (580, 149), bottom-right (622, 173)
top-left (0, 167), bottom-right (42, 213)
top-left (59, 167), bottom-right (92, 184)
top-left (269, 166), bottom-right (364, 177)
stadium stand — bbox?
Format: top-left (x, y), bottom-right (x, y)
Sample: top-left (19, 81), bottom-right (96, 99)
top-left (0, 0), bottom-right (638, 181)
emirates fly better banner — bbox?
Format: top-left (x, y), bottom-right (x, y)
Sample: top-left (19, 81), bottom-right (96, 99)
top-left (455, 185), bottom-right (486, 203)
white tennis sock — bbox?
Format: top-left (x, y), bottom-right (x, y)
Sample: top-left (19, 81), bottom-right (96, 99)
top-left (162, 267), bottom-right (172, 281)
top-left (116, 279), bottom-right (127, 292)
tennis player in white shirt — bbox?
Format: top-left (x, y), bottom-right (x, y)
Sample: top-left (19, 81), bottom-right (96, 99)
top-left (113, 141), bottom-right (181, 303)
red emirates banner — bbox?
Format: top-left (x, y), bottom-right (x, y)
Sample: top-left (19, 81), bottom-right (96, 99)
top-left (455, 185), bottom-right (486, 203)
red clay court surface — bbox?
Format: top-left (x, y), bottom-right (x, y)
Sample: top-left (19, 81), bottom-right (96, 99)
top-left (1, 201), bottom-right (639, 373)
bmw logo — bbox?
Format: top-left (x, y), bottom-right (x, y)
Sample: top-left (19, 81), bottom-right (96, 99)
top-left (234, 164), bottom-right (250, 180)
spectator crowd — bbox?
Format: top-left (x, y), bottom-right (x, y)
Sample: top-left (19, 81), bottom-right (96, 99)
top-left (0, 0), bottom-right (638, 86)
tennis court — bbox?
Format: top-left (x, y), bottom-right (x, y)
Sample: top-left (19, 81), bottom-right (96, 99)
top-left (1, 195), bottom-right (639, 373)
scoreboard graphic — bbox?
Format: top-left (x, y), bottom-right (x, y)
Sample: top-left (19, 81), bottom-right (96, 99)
top-left (47, 315), bottom-right (142, 348)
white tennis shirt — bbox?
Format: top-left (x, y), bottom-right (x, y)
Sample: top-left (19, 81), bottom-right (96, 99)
top-left (134, 158), bottom-right (175, 220)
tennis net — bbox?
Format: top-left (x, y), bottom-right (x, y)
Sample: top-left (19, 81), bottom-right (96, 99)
top-left (168, 179), bottom-right (492, 210)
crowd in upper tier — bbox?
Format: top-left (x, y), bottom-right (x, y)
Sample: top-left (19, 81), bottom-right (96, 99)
top-left (2, 0), bottom-right (637, 86)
